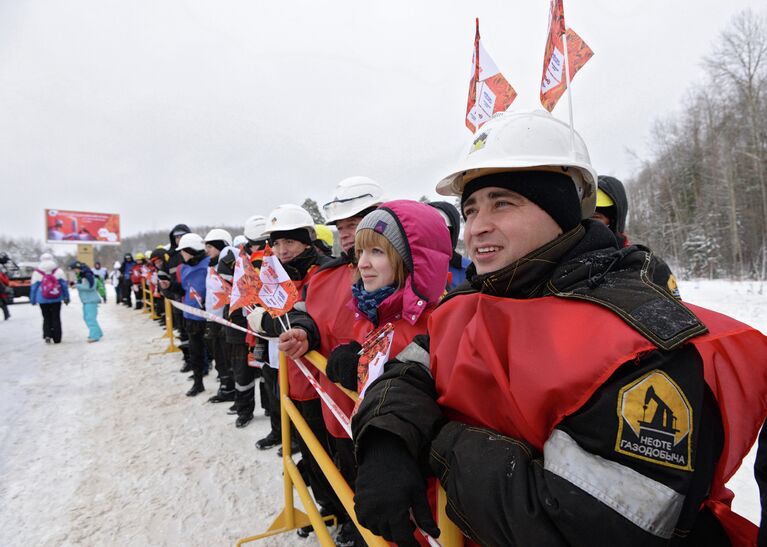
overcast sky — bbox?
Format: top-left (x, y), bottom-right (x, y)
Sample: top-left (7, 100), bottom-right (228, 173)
top-left (1, 0), bottom-right (763, 246)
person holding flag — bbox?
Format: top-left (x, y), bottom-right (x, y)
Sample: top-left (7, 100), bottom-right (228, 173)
top-left (203, 228), bottom-right (236, 406)
top-left (350, 110), bottom-right (767, 546)
top-left (218, 215), bottom-right (269, 429)
top-left (276, 199), bottom-right (452, 547)
top-left (177, 233), bottom-right (210, 397)
top-left (246, 204), bottom-right (342, 536)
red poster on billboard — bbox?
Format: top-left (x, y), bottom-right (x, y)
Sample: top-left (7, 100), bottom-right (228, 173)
top-left (45, 209), bottom-right (121, 244)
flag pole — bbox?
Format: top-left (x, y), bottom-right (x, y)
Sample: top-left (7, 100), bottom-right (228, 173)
top-left (473, 17), bottom-right (482, 134)
top-left (561, 28), bottom-right (576, 158)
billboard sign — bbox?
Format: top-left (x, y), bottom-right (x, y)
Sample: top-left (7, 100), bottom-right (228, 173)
top-left (45, 209), bottom-right (121, 245)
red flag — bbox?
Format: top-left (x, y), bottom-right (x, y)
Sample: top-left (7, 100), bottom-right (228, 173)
top-left (255, 244), bottom-right (299, 318)
top-left (465, 18), bottom-right (517, 133)
top-left (540, 1), bottom-right (593, 112)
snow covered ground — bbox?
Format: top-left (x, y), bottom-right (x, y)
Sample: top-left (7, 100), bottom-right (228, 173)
top-left (0, 279), bottom-right (764, 546)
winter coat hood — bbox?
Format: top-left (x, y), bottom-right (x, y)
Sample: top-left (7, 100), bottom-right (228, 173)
top-left (597, 176), bottom-right (628, 235)
top-left (428, 201), bottom-right (461, 250)
top-left (37, 259), bottom-right (58, 274)
top-left (353, 199), bottom-right (451, 325)
top-left (168, 224), bottom-right (191, 250)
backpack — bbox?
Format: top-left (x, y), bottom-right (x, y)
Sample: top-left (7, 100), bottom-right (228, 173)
top-left (36, 268), bottom-right (62, 299)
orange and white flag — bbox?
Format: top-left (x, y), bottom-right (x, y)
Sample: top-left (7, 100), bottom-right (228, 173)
top-left (465, 18), bottom-right (517, 133)
top-left (540, 0), bottom-right (593, 112)
top-left (229, 249), bottom-right (262, 312)
top-left (206, 267), bottom-right (232, 311)
top-left (255, 244), bottom-right (299, 317)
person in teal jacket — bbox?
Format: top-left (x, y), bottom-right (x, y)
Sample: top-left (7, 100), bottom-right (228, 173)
top-left (68, 261), bottom-right (103, 343)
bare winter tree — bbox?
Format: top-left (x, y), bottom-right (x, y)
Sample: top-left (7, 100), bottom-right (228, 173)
top-left (627, 9), bottom-right (767, 279)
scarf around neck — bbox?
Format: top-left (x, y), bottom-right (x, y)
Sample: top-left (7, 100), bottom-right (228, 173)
top-left (351, 279), bottom-right (396, 325)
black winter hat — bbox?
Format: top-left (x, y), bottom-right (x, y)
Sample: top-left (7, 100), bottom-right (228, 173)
top-left (461, 171), bottom-right (581, 232)
top-left (269, 228), bottom-right (313, 247)
top-left (206, 240), bottom-right (228, 252)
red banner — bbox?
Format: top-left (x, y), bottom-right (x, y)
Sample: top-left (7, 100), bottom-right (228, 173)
top-left (45, 209), bottom-right (121, 244)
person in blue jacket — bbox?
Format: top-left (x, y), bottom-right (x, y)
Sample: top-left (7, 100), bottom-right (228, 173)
top-left (68, 261), bottom-right (103, 343)
top-left (119, 253), bottom-right (135, 307)
top-left (30, 253), bottom-right (70, 344)
top-left (429, 201), bottom-right (472, 289)
top-left (176, 233), bottom-right (210, 397)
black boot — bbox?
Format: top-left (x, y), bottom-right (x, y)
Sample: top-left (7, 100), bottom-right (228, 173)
top-left (276, 438), bottom-right (300, 457)
top-left (207, 389), bottom-right (235, 403)
top-left (186, 380), bottom-right (205, 397)
top-left (179, 362), bottom-right (192, 373)
top-left (235, 414), bottom-right (253, 428)
top-left (255, 431), bottom-right (280, 450)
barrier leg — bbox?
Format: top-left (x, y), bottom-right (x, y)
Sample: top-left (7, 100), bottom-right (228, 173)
top-left (162, 298), bottom-right (180, 353)
top-left (148, 290), bottom-right (159, 320)
top-left (438, 485), bottom-right (463, 547)
top-left (236, 353), bottom-right (336, 546)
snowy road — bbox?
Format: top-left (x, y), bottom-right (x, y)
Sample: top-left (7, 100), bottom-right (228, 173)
top-left (0, 280), bottom-right (764, 546)
top-left (0, 296), bottom-right (293, 547)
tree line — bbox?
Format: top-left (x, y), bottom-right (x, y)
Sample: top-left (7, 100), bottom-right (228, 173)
top-left (627, 9), bottom-right (767, 279)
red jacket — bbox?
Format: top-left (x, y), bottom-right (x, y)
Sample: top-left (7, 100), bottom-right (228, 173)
top-left (429, 293), bottom-right (767, 545)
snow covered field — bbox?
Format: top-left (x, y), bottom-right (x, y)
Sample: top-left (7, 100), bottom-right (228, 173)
top-left (0, 279), bottom-right (764, 546)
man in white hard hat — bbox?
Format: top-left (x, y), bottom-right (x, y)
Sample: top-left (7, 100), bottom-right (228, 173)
top-left (176, 233), bottom-right (210, 397)
top-left (351, 111), bottom-right (767, 546)
top-left (203, 229), bottom-right (236, 406)
top-left (247, 204), bottom-right (343, 536)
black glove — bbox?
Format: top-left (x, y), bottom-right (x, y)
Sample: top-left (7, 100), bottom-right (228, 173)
top-left (326, 341), bottom-right (362, 390)
top-left (354, 431), bottom-right (440, 546)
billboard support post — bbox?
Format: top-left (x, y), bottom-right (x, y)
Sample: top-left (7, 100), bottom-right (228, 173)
top-left (77, 244), bottom-right (94, 268)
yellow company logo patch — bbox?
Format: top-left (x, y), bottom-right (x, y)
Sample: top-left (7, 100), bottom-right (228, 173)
top-left (469, 132), bottom-right (488, 154)
top-left (615, 370), bottom-right (693, 471)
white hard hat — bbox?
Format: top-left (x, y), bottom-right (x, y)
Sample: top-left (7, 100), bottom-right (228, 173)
top-left (176, 233), bottom-right (205, 252)
top-left (113, 261), bottom-right (121, 269)
top-left (322, 176), bottom-right (384, 224)
top-left (244, 215), bottom-right (267, 242)
top-left (204, 228), bottom-right (233, 246)
top-left (264, 204), bottom-right (314, 234)
top-left (233, 235), bottom-right (248, 247)
top-left (436, 110), bottom-right (598, 219)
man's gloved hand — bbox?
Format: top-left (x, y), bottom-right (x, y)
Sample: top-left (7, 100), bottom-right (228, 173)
top-left (245, 306), bottom-right (266, 334)
top-left (326, 341), bottom-right (362, 390)
top-left (354, 431), bottom-right (440, 546)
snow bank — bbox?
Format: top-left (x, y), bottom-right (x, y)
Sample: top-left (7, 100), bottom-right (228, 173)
top-left (0, 280), bottom-right (764, 546)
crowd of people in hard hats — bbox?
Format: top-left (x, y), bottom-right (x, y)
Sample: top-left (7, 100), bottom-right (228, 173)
top-left (105, 110), bottom-right (766, 547)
